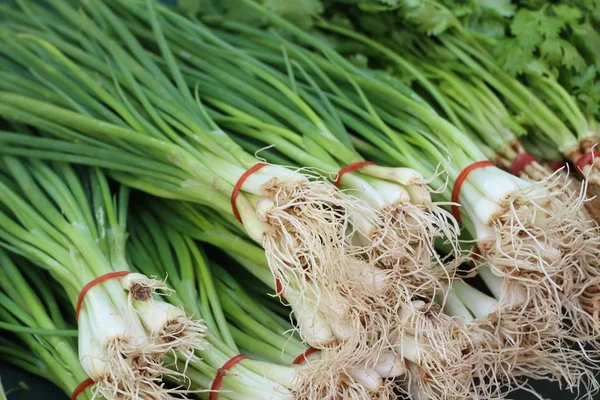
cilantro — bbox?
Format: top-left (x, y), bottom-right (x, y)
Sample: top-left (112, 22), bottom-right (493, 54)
top-left (570, 65), bottom-right (600, 117)
top-left (471, 0), bottom-right (514, 18)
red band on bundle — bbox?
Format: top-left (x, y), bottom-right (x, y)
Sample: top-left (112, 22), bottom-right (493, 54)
top-left (274, 278), bottom-right (287, 302)
top-left (451, 161), bottom-right (495, 223)
top-left (334, 161), bottom-right (376, 187)
top-left (509, 153), bottom-right (536, 176)
top-left (231, 163), bottom-right (268, 223)
top-left (550, 160), bottom-right (568, 172)
top-left (209, 355), bottom-right (248, 400)
top-left (75, 271), bottom-right (131, 320)
top-left (71, 378), bottom-right (95, 400)
top-left (575, 151), bottom-right (600, 175)
top-left (292, 347), bottom-right (318, 365)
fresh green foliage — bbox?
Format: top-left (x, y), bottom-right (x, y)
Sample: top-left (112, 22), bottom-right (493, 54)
top-left (445, 1), bottom-right (600, 119)
top-left (254, 0), bottom-right (600, 129)
top-left (491, 4), bottom-right (585, 75)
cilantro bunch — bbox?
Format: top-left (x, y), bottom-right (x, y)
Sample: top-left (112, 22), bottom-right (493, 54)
top-left (459, 1), bottom-right (600, 120)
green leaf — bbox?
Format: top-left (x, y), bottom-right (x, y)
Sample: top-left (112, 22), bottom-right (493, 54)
top-left (473, 0), bottom-right (515, 17)
top-left (537, 13), bottom-right (565, 40)
top-left (511, 10), bottom-right (543, 50)
top-left (524, 58), bottom-right (554, 77)
top-left (495, 41), bottom-right (537, 76)
top-left (558, 38), bottom-right (587, 72)
top-left (400, 0), bottom-right (458, 34)
top-left (540, 38), bottom-right (563, 64)
top-left (571, 65), bottom-right (599, 88)
top-left (552, 4), bottom-right (582, 25)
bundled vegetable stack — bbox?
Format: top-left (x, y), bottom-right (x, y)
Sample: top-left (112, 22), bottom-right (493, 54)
top-left (0, 0), bottom-right (598, 399)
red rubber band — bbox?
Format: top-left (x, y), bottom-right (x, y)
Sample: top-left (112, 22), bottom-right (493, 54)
top-left (76, 271), bottom-right (131, 320)
top-left (71, 378), bottom-right (95, 400)
top-left (575, 151), bottom-right (600, 175)
top-left (274, 278), bottom-right (287, 302)
top-left (509, 153), bottom-right (536, 176)
top-left (334, 161), bottom-right (376, 187)
top-left (550, 160), bottom-right (568, 172)
top-left (451, 161), bottom-right (495, 223)
top-left (209, 355), bottom-right (248, 400)
top-left (292, 347), bottom-right (318, 365)
top-left (231, 163), bottom-right (268, 223)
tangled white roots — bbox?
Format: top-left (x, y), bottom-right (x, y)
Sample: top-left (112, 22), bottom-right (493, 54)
top-left (82, 276), bottom-right (206, 400)
top-left (261, 177), bottom-right (367, 291)
top-left (369, 201), bottom-right (464, 297)
top-left (87, 339), bottom-right (194, 400)
top-left (470, 304), bottom-right (599, 399)
top-left (479, 173), bottom-right (600, 345)
top-left (480, 175), bottom-right (589, 302)
top-left (293, 349), bottom-right (400, 400)
top-left (394, 301), bottom-right (475, 400)
top-left (261, 177), bottom-right (404, 354)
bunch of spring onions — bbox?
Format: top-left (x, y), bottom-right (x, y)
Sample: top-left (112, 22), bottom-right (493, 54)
top-left (0, 0), bottom-right (418, 361)
top-left (0, 0), bottom-right (598, 399)
top-left (126, 205), bottom-right (410, 399)
top-left (126, 207), bottom-right (307, 399)
top-left (141, 195), bottom-right (494, 399)
top-left (137, 195), bottom-right (482, 399)
top-left (0, 251), bottom-right (89, 400)
top-left (0, 157), bottom-right (205, 399)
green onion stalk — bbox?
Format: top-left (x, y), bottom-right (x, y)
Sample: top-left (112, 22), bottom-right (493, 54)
top-left (0, 252), bottom-right (91, 400)
top-left (417, 33), bottom-right (600, 186)
top-left (0, 0), bottom-right (404, 356)
top-left (104, 0), bottom-right (465, 301)
top-left (0, 157), bottom-right (205, 399)
top-left (139, 196), bottom-right (480, 400)
top-left (125, 208), bottom-right (303, 400)
top-left (305, 15), bottom-right (600, 337)
top-left (126, 208), bottom-right (406, 399)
